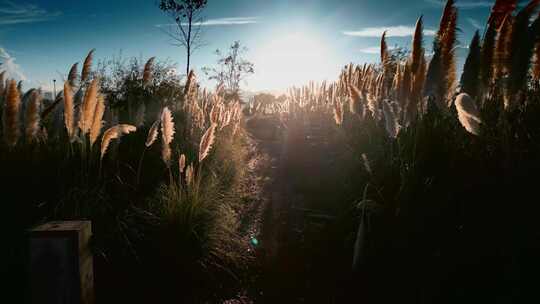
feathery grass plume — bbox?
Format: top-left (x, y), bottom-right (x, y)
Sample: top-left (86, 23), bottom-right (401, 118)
top-left (143, 57), bottom-right (155, 88)
top-left (460, 31), bottom-right (482, 99)
top-left (160, 107), bottom-right (175, 166)
top-left (199, 123), bottom-right (217, 162)
top-left (81, 49), bottom-right (95, 83)
top-left (410, 51), bottom-right (426, 102)
top-left (184, 70), bottom-right (195, 96)
top-left (381, 31), bottom-right (389, 66)
top-left (63, 81), bottom-right (75, 140)
top-left (438, 0), bottom-right (458, 104)
top-left (494, 14), bottom-right (513, 81)
top-left (68, 63), bottom-right (79, 87)
top-left (24, 90), bottom-right (41, 143)
top-left (481, 24), bottom-right (496, 89)
top-left (186, 163), bottom-right (194, 186)
top-left (454, 93), bottom-right (482, 135)
top-left (79, 77), bottom-right (100, 135)
top-left (3, 80), bottom-right (21, 147)
top-left (179, 154), bottom-right (186, 173)
top-left (146, 119), bottom-right (160, 147)
top-left (411, 16), bottom-right (424, 74)
top-left (488, 0), bottom-right (517, 29)
top-left (90, 94), bottom-right (105, 147)
top-left (100, 124), bottom-right (137, 159)
top-left (382, 100), bottom-right (401, 138)
top-left (333, 100), bottom-right (344, 125)
top-left (508, 0), bottom-right (540, 98)
top-left (349, 84), bottom-right (363, 114)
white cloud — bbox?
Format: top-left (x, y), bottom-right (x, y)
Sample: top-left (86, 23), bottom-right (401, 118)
top-left (0, 1), bottom-right (61, 25)
top-left (424, 0), bottom-right (493, 9)
top-left (0, 47), bottom-right (26, 81)
top-left (343, 26), bottom-right (436, 37)
top-left (359, 45), bottom-right (398, 54)
top-left (467, 18), bottom-right (484, 30)
top-left (191, 17), bottom-right (259, 26)
top-left (157, 17), bottom-right (259, 28)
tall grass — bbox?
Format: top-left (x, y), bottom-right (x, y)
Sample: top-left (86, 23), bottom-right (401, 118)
top-left (0, 49), bottom-right (249, 302)
top-left (254, 0), bottom-right (540, 302)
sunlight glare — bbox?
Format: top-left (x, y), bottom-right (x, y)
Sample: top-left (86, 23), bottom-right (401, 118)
top-left (251, 29), bottom-right (338, 92)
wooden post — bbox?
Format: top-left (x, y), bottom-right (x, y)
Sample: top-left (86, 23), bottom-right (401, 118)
top-left (29, 221), bottom-right (94, 304)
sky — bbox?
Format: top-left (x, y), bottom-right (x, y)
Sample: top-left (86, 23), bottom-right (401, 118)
top-left (0, 0), bottom-right (526, 93)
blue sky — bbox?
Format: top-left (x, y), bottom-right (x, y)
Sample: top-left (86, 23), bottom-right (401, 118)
top-left (0, 0), bottom-right (523, 92)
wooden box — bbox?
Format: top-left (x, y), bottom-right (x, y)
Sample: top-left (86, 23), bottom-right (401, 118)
top-left (29, 221), bottom-right (94, 304)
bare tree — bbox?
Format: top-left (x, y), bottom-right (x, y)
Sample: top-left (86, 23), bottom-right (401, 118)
top-left (158, 0), bottom-right (208, 75)
top-left (202, 41), bottom-right (254, 94)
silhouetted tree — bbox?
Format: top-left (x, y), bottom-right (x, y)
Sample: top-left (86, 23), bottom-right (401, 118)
top-left (202, 41), bottom-right (254, 95)
top-left (158, 0), bottom-right (208, 75)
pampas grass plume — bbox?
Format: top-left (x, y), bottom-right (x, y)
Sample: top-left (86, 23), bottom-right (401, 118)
top-left (100, 124), bottom-right (137, 159)
top-left (3, 79), bottom-right (21, 147)
top-left (455, 93), bottom-right (482, 135)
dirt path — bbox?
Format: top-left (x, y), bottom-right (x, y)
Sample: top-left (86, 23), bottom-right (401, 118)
top-left (236, 114), bottom-right (349, 303)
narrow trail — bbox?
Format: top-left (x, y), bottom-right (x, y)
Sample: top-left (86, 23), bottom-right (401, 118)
top-left (239, 114), bottom-right (351, 303)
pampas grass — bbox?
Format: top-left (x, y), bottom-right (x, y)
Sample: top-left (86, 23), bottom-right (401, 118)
top-left (179, 154), bottom-right (186, 173)
top-left (100, 124), bottom-right (137, 159)
top-left (68, 63), bottom-right (79, 87)
top-left (143, 57), bottom-right (155, 88)
top-left (90, 94), bottom-right (105, 147)
top-left (199, 123), bottom-right (217, 162)
top-left (161, 107), bottom-right (175, 166)
top-left (81, 49), bottom-right (95, 83)
top-left (410, 16), bottom-right (424, 74)
top-left (454, 93), bottom-right (482, 135)
top-left (380, 31), bottom-right (389, 67)
top-left (24, 90), bottom-right (41, 144)
top-left (460, 31), bottom-right (481, 99)
top-left (79, 77), bottom-right (100, 135)
top-left (146, 119), bottom-right (160, 147)
top-left (63, 82), bottom-right (76, 141)
top-left (382, 100), bottom-right (400, 138)
top-left (3, 79), bottom-right (21, 147)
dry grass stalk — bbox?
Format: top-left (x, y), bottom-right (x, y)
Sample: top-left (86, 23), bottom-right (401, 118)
top-left (81, 49), bottom-right (95, 83)
top-left (380, 31), bottom-right (389, 67)
top-left (333, 100), bottom-right (344, 125)
top-left (186, 164), bottom-right (194, 186)
top-left (349, 84), bottom-right (363, 115)
top-left (3, 79), bottom-right (21, 147)
top-left (68, 63), bottom-right (78, 87)
top-left (146, 119), bottom-right (160, 147)
top-left (143, 57), bottom-right (155, 88)
top-left (79, 77), bottom-right (100, 135)
top-left (25, 90), bottom-right (41, 143)
top-left (199, 123), bottom-right (217, 162)
top-left (161, 107), bottom-right (175, 166)
top-left (382, 100), bottom-right (401, 138)
top-left (100, 124), bottom-right (137, 159)
top-left (494, 14), bottom-right (513, 80)
top-left (179, 154), bottom-right (186, 173)
top-left (63, 82), bottom-right (75, 141)
top-left (455, 93), bottom-right (482, 135)
top-left (411, 16), bottom-right (424, 74)
top-left (90, 94), bottom-right (105, 146)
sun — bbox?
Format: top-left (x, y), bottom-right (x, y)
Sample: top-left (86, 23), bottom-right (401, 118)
top-left (251, 29), bottom-right (338, 92)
